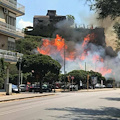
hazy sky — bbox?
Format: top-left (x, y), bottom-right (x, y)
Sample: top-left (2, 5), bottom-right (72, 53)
top-left (17, 0), bottom-right (95, 29)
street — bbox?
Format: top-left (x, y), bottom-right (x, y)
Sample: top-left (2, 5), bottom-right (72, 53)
top-left (0, 89), bottom-right (120, 120)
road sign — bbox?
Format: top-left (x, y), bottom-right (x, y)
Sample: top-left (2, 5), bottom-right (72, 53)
top-left (71, 76), bottom-right (74, 80)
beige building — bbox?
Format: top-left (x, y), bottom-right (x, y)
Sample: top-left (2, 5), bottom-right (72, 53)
top-left (0, 0), bottom-right (25, 90)
top-left (0, 0), bottom-right (25, 62)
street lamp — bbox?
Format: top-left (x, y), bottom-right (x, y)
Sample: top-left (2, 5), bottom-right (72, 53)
top-left (63, 39), bottom-right (66, 91)
top-left (18, 57), bottom-right (22, 92)
top-left (85, 62), bottom-right (86, 71)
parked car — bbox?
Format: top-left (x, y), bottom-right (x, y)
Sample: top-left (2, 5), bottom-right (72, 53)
top-left (95, 83), bottom-right (101, 88)
top-left (95, 84), bottom-right (106, 88)
top-left (19, 84), bottom-right (26, 92)
top-left (69, 85), bottom-right (78, 91)
top-left (12, 84), bottom-right (20, 93)
top-left (29, 84), bottom-right (52, 92)
top-left (106, 84), bottom-right (113, 88)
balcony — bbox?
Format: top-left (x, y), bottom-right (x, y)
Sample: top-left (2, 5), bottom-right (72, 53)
top-left (0, 0), bottom-right (25, 16)
top-left (0, 49), bottom-right (23, 63)
top-left (0, 21), bottom-right (24, 39)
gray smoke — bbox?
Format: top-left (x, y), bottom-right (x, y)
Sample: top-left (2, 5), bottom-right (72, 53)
top-left (51, 20), bottom-right (120, 82)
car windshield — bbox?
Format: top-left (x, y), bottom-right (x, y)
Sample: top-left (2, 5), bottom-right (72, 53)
top-left (12, 85), bottom-right (18, 89)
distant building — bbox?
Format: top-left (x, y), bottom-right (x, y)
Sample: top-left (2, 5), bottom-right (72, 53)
top-left (33, 10), bottom-right (66, 28)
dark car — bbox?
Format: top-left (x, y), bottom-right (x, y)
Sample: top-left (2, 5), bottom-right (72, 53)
top-left (29, 85), bottom-right (52, 92)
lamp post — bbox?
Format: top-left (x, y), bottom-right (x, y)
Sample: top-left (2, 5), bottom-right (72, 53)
top-left (18, 58), bottom-right (22, 92)
top-left (85, 62), bottom-right (86, 71)
top-left (63, 39), bottom-right (66, 91)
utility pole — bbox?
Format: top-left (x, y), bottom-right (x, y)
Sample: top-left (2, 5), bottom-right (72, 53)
top-left (113, 78), bottom-right (115, 89)
top-left (64, 39), bottom-right (65, 91)
top-left (87, 74), bottom-right (89, 90)
top-left (18, 58), bottom-right (22, 92)
top-left (85, 62), bottom-right (86, 71)
top-left (18, 58), bottom-right (22, 93)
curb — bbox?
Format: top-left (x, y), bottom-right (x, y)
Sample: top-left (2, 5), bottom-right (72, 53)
top-left (0, 94), bottom-right (55, 103)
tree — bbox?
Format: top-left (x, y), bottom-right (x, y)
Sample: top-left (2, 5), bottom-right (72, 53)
top-left (114, 22), bottom-right (120, 51)
top-left (16, 54), bottom-right (61, 93)
top-left (67, 70), bottom-right (106, 88)
top-left (87, 0), bottom-right (120, 51)
top-left (0, 58), bottom-right (5, 89)
top-left (67, 70), bottom-right (87, 88)
top-left (66, 15), bottom-right (75, 26)
top-left (87, 0), bottom-right (120, 19)
top-left (16, 35), bottom-right (43, 55)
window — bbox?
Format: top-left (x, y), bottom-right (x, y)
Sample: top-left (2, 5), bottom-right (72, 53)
top-left (6, 15), bottom-right (16, 26)
top-left (8, 41), bottom-right (15, 51)
top-left (8, 37), bottom-right (15, 51)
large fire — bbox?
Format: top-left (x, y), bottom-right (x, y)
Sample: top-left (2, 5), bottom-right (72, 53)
top-left (37, 34), bottom-right (112, 76)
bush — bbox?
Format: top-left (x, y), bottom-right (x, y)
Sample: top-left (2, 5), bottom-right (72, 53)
top-left (0, 78), bottom-right (4, 89)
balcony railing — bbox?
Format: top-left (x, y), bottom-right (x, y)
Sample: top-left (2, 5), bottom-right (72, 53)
top-left (0, 21), bottom-right (24, 38)
top-left (0, 0), bottom-right (25, 15)
top-left (0, 49), bottom-right (23, 62)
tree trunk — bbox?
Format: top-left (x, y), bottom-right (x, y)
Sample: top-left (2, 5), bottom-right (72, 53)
top-left (39, 78), bottom-right (43, 93)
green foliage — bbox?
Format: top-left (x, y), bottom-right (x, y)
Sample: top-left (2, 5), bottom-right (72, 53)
top-left (16, 54), bottom-right (61, 83)
top-left (44, 72), bottom-right (58, 84)
top-left (0, 78), bottom-right (4, 89)
top-left (66, 70), bottom-right (106, 85)
top-left (87, 0), bottom-right (120, 19)
top-left (114, 22), bottom-right (120, 51)
top-left (16, 35), bottom-right (43, 55)
top-left (0, 58), bottom-right (5, 88)
top-left (66, 15), bottom-right (75, 21)
top-left (87, 0), bottom-right (120, 51)
top-left (66, 15), bottom-right (75, 26)
top-left (67, 70), bottom-right (87, 84)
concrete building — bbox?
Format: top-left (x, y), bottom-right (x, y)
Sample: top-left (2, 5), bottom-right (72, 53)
top-left (33, 10), bottom-right (66, 28)
top-left (0, 0), bottom-right (25, 90)
top-left (0, 0), bottom-right (25, 62)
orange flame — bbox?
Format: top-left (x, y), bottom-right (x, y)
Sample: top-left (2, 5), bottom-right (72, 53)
top-left (100, 68), bottom-right (112, 76)
top-left (37, 33), bottom-right (112, 76)
top-left (54, 34), bottom-right (67, 51)
top-left (93, 55), bottom-right (104, 62)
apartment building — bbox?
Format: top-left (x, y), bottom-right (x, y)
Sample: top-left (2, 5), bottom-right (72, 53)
top-left (0, 0), bottom-right (25, 90)
top-left (34, 10), bottom-right (66, 28)
top-left (29, 10), bottom-right (66, 37)
top-left (0, 0), bottom-right (25, 63)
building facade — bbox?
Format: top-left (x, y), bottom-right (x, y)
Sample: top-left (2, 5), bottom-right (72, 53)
top-left (0, 0), bottom-right (25, 90)
top-left (33, 10), bottom-right (66, 28)
top-left (0, 0), bottom-right (25, 62)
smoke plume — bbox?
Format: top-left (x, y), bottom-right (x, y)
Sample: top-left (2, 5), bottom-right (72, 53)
top-left (36, 19), bottom-right (120, 82)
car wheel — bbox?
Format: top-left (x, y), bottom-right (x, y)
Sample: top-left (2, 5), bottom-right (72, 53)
top-left (32, 89), bottom-right (35, 92)
top-left (46, 90), bottom-right (49, 92)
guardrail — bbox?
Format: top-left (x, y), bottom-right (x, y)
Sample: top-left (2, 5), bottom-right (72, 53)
top-left (0, 0), bottom-right (25, 13)
top-left (0, 49), bottom-right (23, 62)
top-left (0, 21), bottom-right (24, 38)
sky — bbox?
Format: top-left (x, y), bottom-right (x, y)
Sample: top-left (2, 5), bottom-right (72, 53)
top-left (17, 0), bottom-right (95, 29)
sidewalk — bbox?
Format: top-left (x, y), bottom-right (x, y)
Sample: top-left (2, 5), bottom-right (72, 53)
top-left (0, 92), bottom-right (55, 102)
top-left (0, 88), bottom-right (119, 102)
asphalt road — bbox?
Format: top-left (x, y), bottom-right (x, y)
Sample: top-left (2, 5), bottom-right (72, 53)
top-left (0, 89), bottom-right (120, 120)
